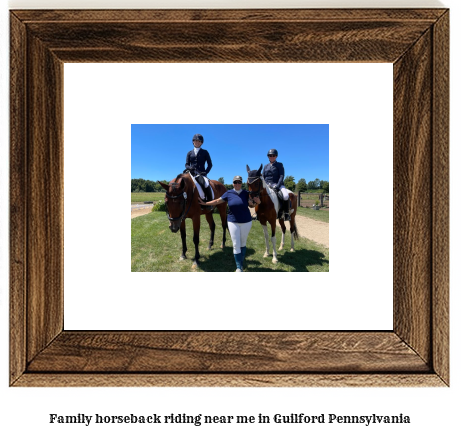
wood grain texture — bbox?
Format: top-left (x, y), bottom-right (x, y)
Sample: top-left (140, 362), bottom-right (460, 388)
top-left (13, 374), bottom-right (446, 388)
top-left (26, 34), bottom-right (64, 362)
top-left (9, 9), bottom-right (449, 387)
top-left (26, 21), bottom-right (433, 63)
top-left (14, 10), bottom-right (447, 63)
top-left (10, 13), bottom-right (28, 384)
top-left (27, 332), bottom-right (429, 373)
top-left (393, 29), bottom-right (433, 364)
top-left (12, 9), bottom-right (447, 22)
top-left (432, 11), bottom-right (449, 385)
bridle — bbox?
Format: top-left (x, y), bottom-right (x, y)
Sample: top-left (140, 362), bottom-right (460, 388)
top-left (247, 174), bottom-right (263, 199)
top-left (165, 179), bottom-right (193, 224)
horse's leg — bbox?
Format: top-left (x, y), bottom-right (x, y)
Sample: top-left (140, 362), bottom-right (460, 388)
top-left (205, 212), bottom-right (216, 250)
top-left (218, 203), bottom-right (227, 249)
top-left (260, 218), bottom-right (271, 258)
top-left (290, 214), bottom-right (296, 252)
top-left (191, 215), bottom-right (201, 269)
top-left (279, 218), bottom-right (286, 251)
top-left (289, 195), bottom-right (297, 252)
top-left (270, 219), bottom-right (278, 264)
top-left (179, 219), bottom-right (187, 260)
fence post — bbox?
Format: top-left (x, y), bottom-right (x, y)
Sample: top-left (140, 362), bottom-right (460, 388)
top-left (298, 192), bottom-right (301, 206)
top-left (320, 193), bottom-right (324, 207)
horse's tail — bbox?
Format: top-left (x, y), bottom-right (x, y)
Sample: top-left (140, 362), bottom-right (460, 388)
top-left (292, 221), bottom-right (299, 240)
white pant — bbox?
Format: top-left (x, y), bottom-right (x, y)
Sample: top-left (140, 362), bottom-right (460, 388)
top-left (227, 221), bottom-right (252, 254)
top-left (279, 185), bottom-right (289, 200)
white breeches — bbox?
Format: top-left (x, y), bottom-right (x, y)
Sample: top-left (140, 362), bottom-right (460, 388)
top-left (279, 185), bottom-right (289, 200)
top-left (227, 221), bottom-right (252, 254)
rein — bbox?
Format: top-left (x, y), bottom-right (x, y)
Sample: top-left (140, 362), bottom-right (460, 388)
top-left (165, 178), bottom-right (194, 223)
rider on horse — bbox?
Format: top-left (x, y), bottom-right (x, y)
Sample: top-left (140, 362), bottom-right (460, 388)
top-left (262, 148), bottom-right (291, 221)
top-left (185, 133), bottom-right (213, 203)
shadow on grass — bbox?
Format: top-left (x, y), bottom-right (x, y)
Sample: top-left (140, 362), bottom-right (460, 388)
top-left (198, 246), bottom-right (329, 272)
top-left (198, 246), bottom-right (236, 272)
top-left (246, 248), bottom-right (329, 272)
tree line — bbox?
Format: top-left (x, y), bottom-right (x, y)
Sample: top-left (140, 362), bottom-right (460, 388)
top-left (132, 176), bottom-right (329, 193)
top-left (131, 178), bottom-right (169, 193)
top-left (295, 178), bottom-right (329, 193)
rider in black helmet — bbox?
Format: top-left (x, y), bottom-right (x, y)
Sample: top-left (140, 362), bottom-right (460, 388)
top-left (262, 149), bottom-right (291, 221)
top-left (185, 134), bottom-right (213, 203)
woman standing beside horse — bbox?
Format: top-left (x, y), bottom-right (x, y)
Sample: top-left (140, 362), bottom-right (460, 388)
top-left (199, 175), bottom-right (260, 272)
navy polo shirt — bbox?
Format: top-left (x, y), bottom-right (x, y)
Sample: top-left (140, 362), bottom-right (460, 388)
top-left (221, 190), bottom-right (252, 223)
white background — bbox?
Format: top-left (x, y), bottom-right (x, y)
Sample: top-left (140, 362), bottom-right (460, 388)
top-left (1, 1), bottom-right (459, 436)
top-left (64, 63), bottom-right (392, 330)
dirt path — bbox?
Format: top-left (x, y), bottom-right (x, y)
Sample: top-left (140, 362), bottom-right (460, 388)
top-left (277, 215), bottom-right (329, 248)
top-left (131, 206), bottom-right (154, 219)
top-left (132, 207), bottom-right (329, 248)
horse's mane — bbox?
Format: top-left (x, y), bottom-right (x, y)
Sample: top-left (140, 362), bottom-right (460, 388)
top-left (170, 173), bottom-right (193, 193)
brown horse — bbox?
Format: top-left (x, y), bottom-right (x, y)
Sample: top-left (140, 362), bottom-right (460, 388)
top-left (158, 172), bottom-right (228, 268)
top-left (246, 164), bottom-right (298, 263)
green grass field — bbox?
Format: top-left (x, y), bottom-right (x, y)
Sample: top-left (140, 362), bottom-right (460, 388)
top-left (132, 211), bottom-right (329, 272)
top-left (295, 206), bottom-right (329, 223)
top-left (131, 192), bottom-right (165, 203)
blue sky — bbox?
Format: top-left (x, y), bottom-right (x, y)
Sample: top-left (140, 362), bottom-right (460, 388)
top-left (131, 124), bottom-right (329, 184)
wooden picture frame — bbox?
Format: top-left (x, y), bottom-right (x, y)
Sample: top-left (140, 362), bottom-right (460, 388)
top-left (10, 9), bottom-right (449, 387)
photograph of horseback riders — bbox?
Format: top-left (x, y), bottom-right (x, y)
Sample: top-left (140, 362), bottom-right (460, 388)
top-left (131, 124), bottom-right (329, 272)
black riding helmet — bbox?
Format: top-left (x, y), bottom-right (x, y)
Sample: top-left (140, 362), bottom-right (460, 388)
top-left (192, 134), bottom-right (204, 143)
top-left (267, 149), bottom-right (278, 157)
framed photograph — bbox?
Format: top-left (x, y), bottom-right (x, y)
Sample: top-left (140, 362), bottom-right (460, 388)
top-left (10, 9), bottom-right (449, 387)
top-left (128, 122), bottom-right (330, 273)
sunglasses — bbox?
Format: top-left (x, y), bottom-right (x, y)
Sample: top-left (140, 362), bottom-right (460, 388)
top-left (233, 181), bottom-right (242, 184)
top-left (268, 154), bottom-right (276, 157)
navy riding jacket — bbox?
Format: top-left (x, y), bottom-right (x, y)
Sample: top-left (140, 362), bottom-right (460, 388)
top-left (262, 161), bottom-right (285, 189)
top-left (185, 148), bottom-right (212, 175)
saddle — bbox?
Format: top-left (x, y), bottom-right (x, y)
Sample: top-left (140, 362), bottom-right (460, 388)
top-left (186, 171), bottom-right (214, 212)
top-left (267, 186), bottom-right (291, 219)
top-left (194, 174), bottom-right (207, 194)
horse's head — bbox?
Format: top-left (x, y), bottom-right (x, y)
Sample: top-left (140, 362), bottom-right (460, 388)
top-left (246, 164), bottom-right (263, 198)
top-left (158, 176), bottom-right (188, 233)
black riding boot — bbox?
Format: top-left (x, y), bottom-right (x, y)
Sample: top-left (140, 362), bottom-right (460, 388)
top-left (203, 185), bottom-right (214, 211)
top-left (283, 199), bottom-right (291, 221)
top-left (277, 203), bottom-right (284, 219)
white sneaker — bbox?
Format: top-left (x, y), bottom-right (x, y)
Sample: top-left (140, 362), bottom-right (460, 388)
top-left (235, 268), bottom-right (243, 272)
